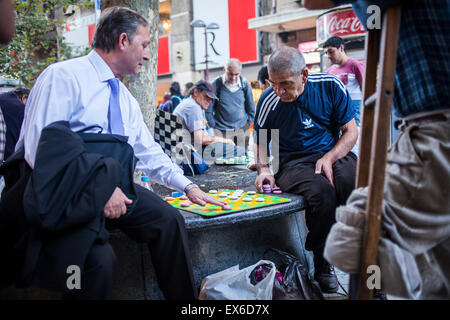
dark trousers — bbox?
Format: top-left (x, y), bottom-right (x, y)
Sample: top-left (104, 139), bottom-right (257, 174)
top-left (66, 184), bottom-right (197, 300)
top-left (275, 152), bottom-right (357, 255)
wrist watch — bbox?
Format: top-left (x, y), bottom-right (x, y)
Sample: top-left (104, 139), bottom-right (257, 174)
top-left (184, 183), bottom-right (199, 194)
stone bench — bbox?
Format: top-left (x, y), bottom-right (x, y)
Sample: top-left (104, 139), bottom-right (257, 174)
top-left (0, 165), bottom-right (310, 300)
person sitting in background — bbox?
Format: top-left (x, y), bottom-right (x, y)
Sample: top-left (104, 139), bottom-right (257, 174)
top-left (183, 82), bottom-right (194, 98)
top-left (157, 93), bottom-right (170, 110)
top-left (168, 81), bottom-right (183, 112)
top-left (158, 82), bottom-right (183, 113)
top-left (0, 87), bottom-right (29, 160)
top-left (173, 80), bottom-right (245, 164)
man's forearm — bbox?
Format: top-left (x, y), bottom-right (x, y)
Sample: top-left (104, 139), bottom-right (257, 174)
top-left (256, 144), bottom-right (271, 174)
top-left (325, 123), bottom-right (358, 162)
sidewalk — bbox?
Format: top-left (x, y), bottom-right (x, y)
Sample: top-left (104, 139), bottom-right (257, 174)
top-left (322, 268), bottom-right (350, 300)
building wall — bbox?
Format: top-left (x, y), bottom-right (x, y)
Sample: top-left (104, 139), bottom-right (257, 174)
top-left (157, 0), bottom-right (267, 104)
top-left (276, 0), bottom-right (302, 13)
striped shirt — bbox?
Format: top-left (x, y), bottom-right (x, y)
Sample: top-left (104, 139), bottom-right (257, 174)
top-left (254, 73), bottom-right (355, 158)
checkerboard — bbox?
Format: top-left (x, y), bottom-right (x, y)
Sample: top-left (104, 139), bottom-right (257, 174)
top-left (153, 110), bottom-right (184, 165)
top-left (166, 189), bottom-right (292, 218)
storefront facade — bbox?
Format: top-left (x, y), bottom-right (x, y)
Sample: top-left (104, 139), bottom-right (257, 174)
top-left (248, 1), bottom-right (366, 73)
top-left (316, 6), bottom-right (366, 71)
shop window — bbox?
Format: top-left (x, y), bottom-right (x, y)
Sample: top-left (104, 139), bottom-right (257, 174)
top-left (159, 0), bottom-right (171, 35)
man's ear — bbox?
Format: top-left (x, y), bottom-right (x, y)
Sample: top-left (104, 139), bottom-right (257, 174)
top-left (302, 67), bottom-right (309, 81)
top-left (117, 32), bottom-right (129, 50)
top-left (339, 44), bottom-right (345, 52)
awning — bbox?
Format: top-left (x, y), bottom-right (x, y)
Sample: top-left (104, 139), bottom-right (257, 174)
top-left (248, 8), bottom-right (327, 33)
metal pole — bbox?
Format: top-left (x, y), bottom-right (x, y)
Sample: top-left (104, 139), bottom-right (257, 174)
top-left (204, 27), bottom-right (209, 81)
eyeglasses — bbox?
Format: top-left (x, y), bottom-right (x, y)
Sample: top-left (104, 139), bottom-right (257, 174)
top-left (226, 71), bottom-right (240, 77)
top-left (266, 78), bottom-right (298, 91)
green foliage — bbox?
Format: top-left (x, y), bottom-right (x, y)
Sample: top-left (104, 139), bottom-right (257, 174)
top-left (0, 0), bottom-right (93, 87)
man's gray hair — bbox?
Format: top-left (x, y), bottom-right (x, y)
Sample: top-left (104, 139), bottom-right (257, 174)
top-left (268, 46), bottom-right (306, 77)
top-left (91, 7), bottom-right (149, 53)
top-left (226, 58), bottom-right (242, 70)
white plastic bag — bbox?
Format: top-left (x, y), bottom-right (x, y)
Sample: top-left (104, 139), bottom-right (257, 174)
top-left (199, 260), bottom-right (276, 300)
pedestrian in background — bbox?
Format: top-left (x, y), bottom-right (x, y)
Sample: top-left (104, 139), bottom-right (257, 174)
top-left (206, 58), bottom-right (255, 155)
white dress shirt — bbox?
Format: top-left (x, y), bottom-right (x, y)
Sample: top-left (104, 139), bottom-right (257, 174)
top-left (221, 73), bottom-right (242, 93)
top-left (16, 50), bottom-right (192, 192)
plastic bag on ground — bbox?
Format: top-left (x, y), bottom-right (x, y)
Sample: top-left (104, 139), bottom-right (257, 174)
top-left (199, 260), bottom-right (276, 300)
top-left (265, 248), bottom-right (324, 300)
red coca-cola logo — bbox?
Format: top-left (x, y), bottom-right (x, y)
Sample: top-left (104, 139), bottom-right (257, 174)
top-left (317, 8), bottom-right (365, 43)
top-left (327, 14), bottom-right (364, 34)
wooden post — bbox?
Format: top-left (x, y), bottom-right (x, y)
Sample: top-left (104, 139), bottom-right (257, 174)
top-left (356, 30), bottom-right (380, 188)
top-left (355, 6), bottom-right (402, 300)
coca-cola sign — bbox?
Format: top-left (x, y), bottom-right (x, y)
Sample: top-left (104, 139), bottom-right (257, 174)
top-left (316, 7), bottom-right (365, 45)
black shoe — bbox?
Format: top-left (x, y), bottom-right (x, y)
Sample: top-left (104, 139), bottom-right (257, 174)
top-left (314, 255), bottom-right (339, 293)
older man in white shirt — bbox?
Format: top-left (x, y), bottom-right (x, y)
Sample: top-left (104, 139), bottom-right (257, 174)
top-left (205, 59), bottom-right (255, 154)
top-left (15, 7), bottom-right (226, 300)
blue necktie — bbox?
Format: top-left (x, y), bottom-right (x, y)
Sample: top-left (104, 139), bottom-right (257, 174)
top-left (107, 78), bottom-right (124, 135)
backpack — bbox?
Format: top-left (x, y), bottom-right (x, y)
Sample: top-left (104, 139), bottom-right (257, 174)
top-left (158, 100), bottom-right (172, 112)
top-left (170, 95), bottom-right (182, 112)
top-left (213, 75), bottom-right (248, 109)
top-left (158, 95), bottom-right (182, 113)
top-left (214, 76), bottom-right (247, 97)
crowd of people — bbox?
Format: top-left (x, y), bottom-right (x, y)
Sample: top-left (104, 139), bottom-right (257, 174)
top-left (0, 0), bottom-right (448, 301)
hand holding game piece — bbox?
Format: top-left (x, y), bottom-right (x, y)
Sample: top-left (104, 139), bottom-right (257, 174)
top-left (222, 204), bottom-right (232, 210)
top-left (262, 184), bottom-right (272, 193)
top-left (254, 172), bottom-right (275, 193)
top-left (272, 186), bottom-right (283, 194)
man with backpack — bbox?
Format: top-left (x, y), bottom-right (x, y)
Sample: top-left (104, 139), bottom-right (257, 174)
top-left (205, 59), bottom-right (255, 154)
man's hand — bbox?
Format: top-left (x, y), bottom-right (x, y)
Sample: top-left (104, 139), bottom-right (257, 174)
top-left (223, 138), bottom-right (236, 146)
top-left (315, 154), bottom-right (335, 187)
top-left (103, 187), bottom-right (133, 219)
top-left (254, 172), bottom-right (276, 193)
top-left (187, 187), bottom-right (228, 207)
